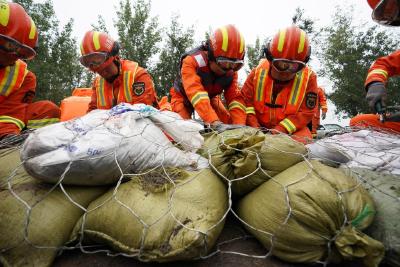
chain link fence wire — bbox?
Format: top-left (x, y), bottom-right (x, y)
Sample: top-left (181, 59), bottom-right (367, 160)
top-left (0, 112), bottom-right (398, 267)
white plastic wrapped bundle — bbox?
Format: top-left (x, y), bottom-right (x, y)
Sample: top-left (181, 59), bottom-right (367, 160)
top-left (21, 104), bottom-right (207, 185)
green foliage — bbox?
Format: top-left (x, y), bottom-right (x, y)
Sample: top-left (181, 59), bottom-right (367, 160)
top-left (245, 36), bottom-right (263, 74)
top-left (115, 0), bottom-right (161, 69)
top-left (292, 7), bottom-right (315, 35)
top-left (152, 15), bottom-right (194, 97)
top-left (91, 15), bottom-right (109, 34)
top-left (318, 7), bottom-right (400, 116)
top-left (13, 0), bottom-right (84, 104)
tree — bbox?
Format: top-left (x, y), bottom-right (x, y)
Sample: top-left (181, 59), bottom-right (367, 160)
top-left (152, 14), bottom-right (194, 96)
top-left (115, 0), bottom-right (161, 70)
top-left (245, 36), bottom-right (263, 74)
top-left (14, 0), bottom-right (84, 104)
top-left (292, 7), bottom-right (315, 35)
top-left (318, 7), bottom-right (400, 117)
top-left (91, 15), bottom-right (109, 34)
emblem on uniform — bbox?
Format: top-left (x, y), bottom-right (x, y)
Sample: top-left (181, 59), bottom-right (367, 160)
top-left (132, 82), bottom-right (145, 96)
top-left (305, 92), bottom-right (317, 109)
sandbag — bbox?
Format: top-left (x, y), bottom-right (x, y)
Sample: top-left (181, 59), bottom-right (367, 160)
top-left (21, 104), bottom-right (207, 186)
top-left (348, 168), bottom-right (400, 267)
top-left (238, 160), bottom-right (384, 267)
top-left (70, 168), bottom-right (228, 262)
top-left (0, 148), bottom-right (22, 188)
top-left (199, 127), bottom-right (307, 195)
top-left (0, 152), bottom-right (107, 267)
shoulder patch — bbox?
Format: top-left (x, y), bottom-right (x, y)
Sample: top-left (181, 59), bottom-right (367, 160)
top-left (194, 54), bottom-right (206, 68)
top-left (305, 92), bottom-right (317, 109)
top-left (132, 82), bottom-right (145, 96)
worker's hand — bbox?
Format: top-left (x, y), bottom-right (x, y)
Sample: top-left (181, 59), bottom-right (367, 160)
top-left (321, 112), bottom-right (327, 120)
top-left (209, 121), bottom-right (243, 133)
top-left (366, 82), bottom-right (387, 113)
top-left (271, 125), bottom-right (288, 135)
top-left (386, 112), bottom-right (400, 122)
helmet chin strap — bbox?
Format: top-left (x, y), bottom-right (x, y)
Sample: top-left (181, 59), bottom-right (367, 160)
top-left (105, 58), bottom-right (121, 83)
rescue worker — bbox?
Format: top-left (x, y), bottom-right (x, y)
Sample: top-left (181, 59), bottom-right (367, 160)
top-left (350, 0), bottom-right (400, 132)
top-left (309, 86), bottom-right (328, 138)
top-left (242, 25), bottom-right (319, 143)
top-left (79, 31), bottom-right (159, 112)
top-left (0, 1), bottom-right (60, 140)
top-left (170, 24), bottom-right (247, 130)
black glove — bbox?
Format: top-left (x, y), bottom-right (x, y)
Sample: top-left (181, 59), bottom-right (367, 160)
top-left (366, 82), bottom-right (387, 113)
top-left (386, 112), bottom-right (400, 122)
top-left (321, 112), bottom-right (326, 120)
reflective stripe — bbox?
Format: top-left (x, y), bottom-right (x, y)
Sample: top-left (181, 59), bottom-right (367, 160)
top-left (0, 115), bottom-right (25, 130)
top-left (298, 30), bottom-right (305, 53)
top-left (289, 70), bottom-right (304, 105)
top-left (93, 31), bottom-right (101, 50)
top-left (228, 101), bottom-right (246, 112)
top-left (280, 118), bottom-right (296, 134)
top-left (246, 106), bottom-right (256, 114)
top-left (29, 18), bottom-right (37, 39)
top-left (0, 62), bottom-right (19, 96)
top-left (97, 78), bottom-right (106, 107)
top-left (194, 54), bottom-right (206, 67)
top-left (368, 69), bottom-right (388, 79)
top-left (27, 118), bottom-right (59, 129)
top-left (220, 26), bottom-right (228, 52)
top-left (0, 1), bottom-right (10, 27)
top-left (256, 69), bottom-right (267, 102)
top-left (123, 71), bottom-right (133, 102)
top-left (239, 32), bottom-right (244, 54)
top-left (190, 92), bottom-right (209, 107)
top-left (277, 29), bottom-right (286, 52)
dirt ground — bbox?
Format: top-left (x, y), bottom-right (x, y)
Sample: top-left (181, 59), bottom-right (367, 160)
top-left (53, 214), bottom-right (372, 267)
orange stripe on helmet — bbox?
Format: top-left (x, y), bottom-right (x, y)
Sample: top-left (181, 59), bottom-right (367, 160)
top-left (0, 1), bottom-right (10, 27)
top-left (29, 18), bottom-right (37, 40)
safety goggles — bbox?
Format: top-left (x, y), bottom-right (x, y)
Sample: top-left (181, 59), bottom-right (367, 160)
top-left (372, 0), bottom-right (400, 25)
top-left (215, 57), bottom-right (244, 71)
top-left (79, 52), bottom-right (110, 69)
top-left (0, 34), bottom-right (36, 60)
top-left (271, 58), bottom-right (305, 73)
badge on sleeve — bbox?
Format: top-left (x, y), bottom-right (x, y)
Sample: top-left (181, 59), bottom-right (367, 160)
top-left (132, 82), bottom-right (145, 96)
top-left (305, 92), bottom-right (317, 109)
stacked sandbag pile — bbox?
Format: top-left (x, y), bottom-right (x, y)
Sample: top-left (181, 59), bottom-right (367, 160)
top-left (0, 148), bottom-right (107, 267)
top-left (70, 167), bottom-right (228, 262)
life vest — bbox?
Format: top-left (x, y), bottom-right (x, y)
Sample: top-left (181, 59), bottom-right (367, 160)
top-left (0, 60), bottom-right (29, 102)
top-left (94, 60), bottom-right (139, 109)
top-left (173, 45), bottom-right (234, 107)
top-left (253, 59), bottom-right (311, 116)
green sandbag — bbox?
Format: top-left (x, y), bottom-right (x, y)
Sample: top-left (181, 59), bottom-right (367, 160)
top-left (0, 148), bottom-right (23, 188)
top-left (348, 168), bottom-right (400, 267)
top-left (0, 149), bottom-right (107, 267)
top-left (199, 127), bottom-right (306, 196)
top-left (238, 160), bottom-right (384, 267)
top-left (70, 168), bottom-right (228, 262)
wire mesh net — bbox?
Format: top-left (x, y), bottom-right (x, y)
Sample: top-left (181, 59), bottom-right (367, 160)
top-left (0, 109), bottom-right (398, 267)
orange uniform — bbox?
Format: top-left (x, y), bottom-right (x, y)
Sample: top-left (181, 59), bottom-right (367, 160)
top-left (0, 60), bottom-right (60, 138)
top-left (242, 59), bottom-right (318, 141)
top-left (311, 87), bottom-right (328, 135)
top-left (351, 50), bottom-right (400, 131)
top-left (88, 59), bottom-right (159, 112)
top-left (170, 47), bottom-right (247, 124)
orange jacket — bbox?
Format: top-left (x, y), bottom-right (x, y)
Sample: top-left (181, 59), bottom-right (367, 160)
top-left (317, 86), bottom-right (328, 113)
top-left (88, 59), bottom-right (159, 112)
top-left (242, 59), bottom-right (318, 134)
top-left (173, 47), bottom-right (246, 124)
top-left (0, 60), bottom-right (35, 132)
top-left (365, 50), bottom-right (400, 87)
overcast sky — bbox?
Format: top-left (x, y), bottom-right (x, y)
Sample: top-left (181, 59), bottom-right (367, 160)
top-left (48, 0), bottom-right (380, 125)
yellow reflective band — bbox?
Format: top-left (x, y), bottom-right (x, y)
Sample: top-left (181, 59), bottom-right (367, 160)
top-left (93, 31), bottom-right (101, 50)
top-left (280, 118), bottom-right (296, 134)
top-left (98, 78), bottom-right (106, 107)
top-left (220, 26), bottom-right (228, 52)
top-left (368, 69), bottom-right (388, 79)
top-left (0, 1), bottom-right (10, 27)
top-left (256, 69), bottom-right (267, 102)
top-left (289, 70), bottom-right (305, 105)
top-left (190, 92), bottom-right (209, 107)
top-left (0, 61), bottom-right (21, 97)
top-left (298, 30), bottom-right (305, 54)
top-left (277, 29), bottom-right (286, 52)
top-left (239, 32), bottom-right (244, 54)
top-left (27, 118), bottom-right (60, 129)
top-left (246, 106), bottom-right (255, 114)
top-left (228, 101), bottom-right (246, 112)
top-left (0, 115), bottom-right (25, 130)
top-left (29, 18), bottom-right (37, 40)
top-left (123, 71), bottom-right (132, 102)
